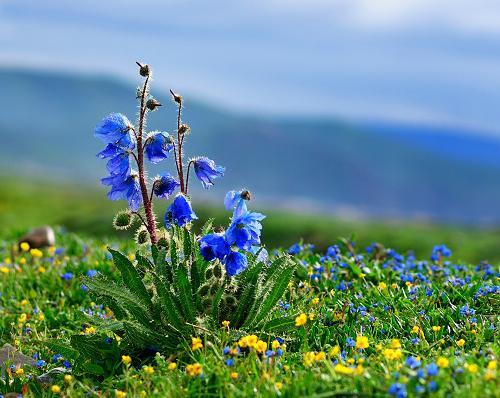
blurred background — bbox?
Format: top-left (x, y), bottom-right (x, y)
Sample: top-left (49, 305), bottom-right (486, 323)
top-left (1, 0), bottom-right (500, 261)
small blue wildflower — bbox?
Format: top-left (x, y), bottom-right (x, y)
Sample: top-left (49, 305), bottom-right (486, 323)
top-left (86, 269), bottom-right (97, 278)
top-left (153, 173), bottom-right (180, 199)
top-left (411, 338), bottom-right (420, 345)
top-left (388, 383), bottom-right (407, 398)
top-left (428, 380), bottom-right (437, 392)
top-left (52, 354), bottom-right (63, 363)
top-left (288, 243), bottom-right (302, 255)
top-left (95, 113), bottom-right (134, 149)
top-left (431, 244), bottom-right (451, 261)
top-left (405, 356), bottom-right (421, 369)
top-left (102, 173), bottom-right (142, 211)
top-left (276, 348), bottom-right (283, 357)
top-left (62, 360), bottom-right (71, 369)
top-left (60, 272), bottom-right (73, 281)
top-left (224, 251), bottom-right (248, 276)
top-left (81, 284), bottom-right (89, 292)
top-left (225, 210), bottom-right (265, 252)
top-left (346, 337), bottom-right (355, 348)
top-left (144, 132), bottom-right (173, 163)
top-left (265, 350), bottom-right (275, 357)
top-left (193, 157), bottom-right (225, 189)
top-left (164, 194), bottom-right (197, 227)
top-left (35, 360), bottom-right (46, 368)
top-left (225, 358), bottom-right (235, 367)
top-left (223, 346), bottom-right (230, 355)
top-left (199, 233), bottom-right (230, 262)
top-left (426, 363), bottom-right (439, 377)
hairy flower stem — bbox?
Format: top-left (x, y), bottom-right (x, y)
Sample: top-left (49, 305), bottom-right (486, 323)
top-left (137, 75), bottom-right (158, 244)
top-left (175, 101), bottom-right (186, 194)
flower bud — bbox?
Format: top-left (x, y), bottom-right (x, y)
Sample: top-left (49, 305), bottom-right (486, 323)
top-left (199, 283), bottom-right (210, 297)
top-left (213, 262), bottom-right (223, 279)
top-left (170, 89), bottom-right (182, 105)
top-left (241, 190), bottom-right (251, 201)
top-left (205, 268), bottom-right (214, 280)
top-left (113, 210), bottom-right (135, 230)
top-left (146, 98), bottom-right (162, 111)
top-left (136, 62), bottom-right (150, 77)
top-left (135, 226), bottom-right (150, 246)
top-left (156, 228), bottom-right (170, 249)
top-left (178, 123), bottom-right (190, 135)
top-left (223, 294), bottom-right (237, 308)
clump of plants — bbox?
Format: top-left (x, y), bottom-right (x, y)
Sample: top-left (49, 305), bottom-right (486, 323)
top-left (73, 62), bottom-right (297, 367)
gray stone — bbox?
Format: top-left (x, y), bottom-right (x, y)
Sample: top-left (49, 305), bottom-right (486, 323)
top-left (18, 226), bottom-right (55, 249)
top-left (0, 343), bottom-right (37, 376)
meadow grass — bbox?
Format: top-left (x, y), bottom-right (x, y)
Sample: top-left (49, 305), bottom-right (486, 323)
top-left (0, 230), bottom-right (498, 397)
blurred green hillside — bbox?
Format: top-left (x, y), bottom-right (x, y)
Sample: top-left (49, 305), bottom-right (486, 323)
top-left (1, 178), bottom-right (499, 263)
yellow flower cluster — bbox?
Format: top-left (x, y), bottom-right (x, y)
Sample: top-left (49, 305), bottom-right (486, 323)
top-left (237, 335), bottom-right (268, 353)
top-left (356, 335), bottom-right (370, 349)
top-left (333, 363), bottom-right (364, 376)
top-left (303, 351), bottom-right (326, 367)
top-left (191, 337), bottom-right (203, 351)
top-left (383, 348), bottom-right (403, 361)
top-left (295, 313), bottom-right (308, 327)
top-left (186, 363), bottom-right (203, 377)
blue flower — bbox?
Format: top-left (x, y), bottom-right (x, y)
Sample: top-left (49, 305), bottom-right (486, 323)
top-left (388, 383), bottom-right (407, 398)
top-left (193, 157), bottom-right (225, 189)
top-left (288, 243), bottom-right (302, 255)
top-left (95, 113), bottom-right (134, 149)
top-left (165, 194), bottom-right (197, 228)
top-left (144, 132), bottom-right (173, 164)
top-left (35, 359), bottom-right (46, 368)
top-left (153, 173), bottom-right (180, 199)
top-left (106, 151), bottom-right (130, 177)
top-left (86, 269), bottom-right (98, 278)
top-left (346, 337), bottom-right (355, 347)
top-left (199, 233), bottom-right (230, 262)
top-left (224, 190), bottom-right (250, 217)
top-left (60, 272), bottom-right (73, 280)
top-left (225, 210), bottom-right (265, 252)
top-left (431, 244), bottom-right (451, 261)
top-left (224, 251), bottom-right (248, 276)
top-left (102, 173), bottom-right (142, 211)
top-left (426, 363), bottom-right (439, 376)
top-left (405, 356), bottom-right (421, 369)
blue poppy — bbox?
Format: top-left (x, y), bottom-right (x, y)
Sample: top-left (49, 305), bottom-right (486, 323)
top-left (102, 173), bottom-right (142, 211)
top-left (225, 210), bottom-right (265, 251)
top-left (224, 251), bottom-right (248, 276)
top-left (153, 173), bottom-right (180, 199)
top-left (193, 157), bottom-right (225, 189)
top-left (224, 190), bottom-right (250, 217)
top-left (95, 113), bottom-right (134, 149)
top-left (106, 152), bottom-right (130, 177)
top-left (144, 132), bottom-right (174, 164)
top-left (199, 233), bottom-right (230, 261)
top-left (165, 194), bottom-right (198, 228)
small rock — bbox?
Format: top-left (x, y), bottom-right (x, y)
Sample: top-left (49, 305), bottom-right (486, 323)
top-left (37, 367), bottom-right (69, 386)
top-left (0, 344), bottom-right (36, 376)
top-left (18, 226), bottom-right (55, 249)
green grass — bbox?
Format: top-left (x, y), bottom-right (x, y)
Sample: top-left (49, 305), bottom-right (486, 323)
top-left (1, 177), bottom-right (500, 263)
top-left (0, 231), bottom-right (498, 397)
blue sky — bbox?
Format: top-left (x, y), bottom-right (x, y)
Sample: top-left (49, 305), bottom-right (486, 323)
top-left (1, 0), bottom-right (500, 134)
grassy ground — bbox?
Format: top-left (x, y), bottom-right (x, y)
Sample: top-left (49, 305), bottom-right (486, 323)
top-left (0, 230), bottom-right (498, 397)
top-left (1, 178), bottom-right (500, 263)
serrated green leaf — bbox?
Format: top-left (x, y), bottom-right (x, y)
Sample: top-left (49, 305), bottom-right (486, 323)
top-left (174, 265), bottom-right (195, 322)
top-left (231, 262), bottom-right (263, 327)
top-left (261, 314), bottom-right (298, 333)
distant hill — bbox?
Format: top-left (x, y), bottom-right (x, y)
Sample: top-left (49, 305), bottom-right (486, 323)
top-left (1, 68), bottom-right (500, 225)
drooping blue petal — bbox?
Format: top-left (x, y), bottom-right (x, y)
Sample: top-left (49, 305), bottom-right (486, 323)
top-left (95, 113), bottom-right (134, 149)
top-left (199, 233), bottom-right (230, 262)
top-left (104, 174), bottom-right (142, 212)
top-left (224, 190), bottom-right (240, 210)
top-left (193, 157), bottom-right (225, 189)
top-left (224, 251), bottom-right (248, 276)
top-left (97, 143), bottom-right (122, 159)
top-left (144, 132), bottom-right (174, 164)
top-left (225, 210), bottom-right (265, 252)
top-left (106, 152), bottom-right (130, 176)
top-left (165, 194), bottom-right (198, 228)
top-left (153, 173), bottom-right (180, 199)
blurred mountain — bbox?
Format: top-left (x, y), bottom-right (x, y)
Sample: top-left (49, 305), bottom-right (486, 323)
top-left (1, 68), bottom-right (500, 225)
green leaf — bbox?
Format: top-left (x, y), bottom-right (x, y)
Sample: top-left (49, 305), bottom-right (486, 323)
top-left (244, 256), bottom-right (296, 327)
top-left (201, 218), bottom-right (214, 235)
top-left (231, 262), bottom-right (263, 327)
top-left (154, 274), bottom-right (186, 332)
top-left (174, 265), bottom-right (196, 322)
top-left (108, 248), bottom-right (152, 308)
top-left (136, 251), bottom-right (153, 275)
top-left (211, 287), bottom-right (225, 321)
top-left (183, 227), bottom-right (192, 260)
top-left (82, 362), bottom-right (105, 375)
top-left (170, 236), bottom-right (179, 269)
top-left (45, 339), bottom-right (79, 359)
top-left (261, 314), bottom-right (298, 333)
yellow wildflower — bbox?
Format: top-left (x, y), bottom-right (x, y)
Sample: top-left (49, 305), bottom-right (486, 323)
top-left (456, 339), bottom-right (465, 347)
top-left (311, 297), bottom-right (320, 306)
top-left (64, 375), bottom-right (73, 383)
top-left (15, 368), bottom-right (24, 376)
top-left (0, 266), bottom-right (9, 274)
top-left (20, 299), bottom-right (29, 306)
top-left (256, 340), bottom-right (267, 354)
top-left (465, 363), bottom-right (478, 373)
top-left (272, 340), bottom-right (281, 350)
top-left (38, 313), bottom-right (45, 321)
top-left (437, 357), bottom-right (449, 368)
top-left (484, 370), bottom-right (496, 381)
top-left (355, 364), bottom-right (364, 375)
top-left (487, 360), bottom-right (497, 370)
top-left (391, 283), bottom-right (397, 289)
top-left (315, 351), bottom-right (326, 361)
top-left (303, 352), bottom-right (316, 367)
top-left (143, 365), bottom-right (154, 375)
top-left (295, 313), bottom-right (307, 327)
top-left (222, 320), bottom-right (230, 328)
top-left (412, 325), bottom-right (420, 334)
top-left (230, 372), bottom-right (238, 380)
top-left (432, 325), bottom-right (441, 332)
top-left (375, 343), bottom-right (382, 351)
top-left (38, 266), bottom-right (46, 273)
top-left (121, 355), bottom-right (132, 365)
top-left (359, 273), bottom-right (365, 278)
top-left (275, 382), bottom-right (283, 390)
top-left (308, 313), bottom-right (315, 321)
top-left (191, 337), bottom-right (203, 351)
top-left (30, 248), bottom-right (43, 258)
top-left (378, 282), bottom-right (387, 290)
top-left (383, 348), bottom-right (402, 361)
top-left (390, 339), bottom-right (401, 349)
top-left (18, 313), bottom-right (27, 323)
top-left (115, 391), bottom-right (126, 398)
top-left (20, 242), bottom-right (30, 252)
top-left (168, 362), bottom-right (177, 371)
top-left (84, 326), bottom-right (96, 334)
top-left (19, 258), bottom-right (26, 265)
top-left (334, 363), bottom-right (354, 375)
top-left (356, 335), bottom-right (370, 349)
top-left (186, 363), bottom-right (202, 377)
top-left (329, 345), bottom-right (340, 357)
top-left (51, 385), bottom-right (61, 394)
